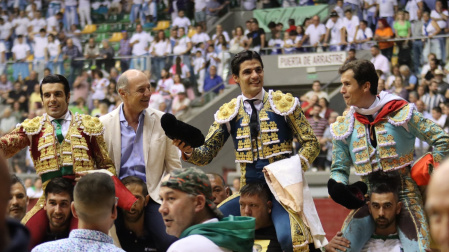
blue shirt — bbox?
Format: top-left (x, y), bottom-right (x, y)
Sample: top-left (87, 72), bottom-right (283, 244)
top-left (32, 229), bottom-right (125, 252)
top-left (119, 104), bottom-right (146, 182)
top-left (204, 75), bottom-right (224, 94)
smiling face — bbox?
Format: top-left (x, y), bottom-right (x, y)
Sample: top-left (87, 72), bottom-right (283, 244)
top-left (44, 192), bottom-right (72, 233)
top-left (158, 187), bottom-right (197, 238)
top-left (340, 69), bottom-right (370, 107)
top-left (120, 71), bottom-right (152, 114)
top-left (233, 59), bottom-right (264, 98)
top-left (41, 83), bottom-right (70, 118)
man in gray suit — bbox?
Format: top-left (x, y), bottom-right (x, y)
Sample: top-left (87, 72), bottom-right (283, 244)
top-left (100, 69), bottom-right (181, 251)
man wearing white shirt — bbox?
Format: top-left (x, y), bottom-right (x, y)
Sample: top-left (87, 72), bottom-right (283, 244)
top-left (344, 0), bottom-right (363, 21)
top-left (173, 27), bottom-right (192, 66)
top-left (430, 0), bottom-right (447, 63)
top-left (46, 12), bottom-right (63, 34)
top-left (363, 0), bottom-right (377, 29)
top-left (354, 20), bottom-right (374, 50)
top-left (130, 24), bottom-right (153, 70)
top-left (406, 0), bottom-right (423, 22)
top-left (343, 9), bottom-right (360, 49)
top-left (376, 0), bottom-right (398, 28)
top-left (211, 24), bottom-right (230, 46)
top-left (78, 0), bottom-right (92, 27)
top-left (172, 10), bottom-right (191, 35)
top-left (30, 11), bottom-right (47, 34)
top-left (370, 45), bottom-right (390, 76)
top-left (191, 24), bottom-right (210, 54)
top-left (300, 15), bottom-right (326, 52)
top-left (0, 18), bottom-right (12, 46)
top-left (31, 28), bottom-right (48, 75)
top-left (12, 10), bottom-right (30, 36)
top-left (11, 35), bottom-right (31, 80)
top-left (323, 11), bottom-right (345, 51)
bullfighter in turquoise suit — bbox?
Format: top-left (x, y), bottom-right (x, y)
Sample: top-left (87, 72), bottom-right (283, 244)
top-left (173, 50), bottom-right (323, 252)
top-left (329, 59), bottom-right (449, 251)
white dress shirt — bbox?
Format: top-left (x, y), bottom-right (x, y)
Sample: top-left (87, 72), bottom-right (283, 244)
top-left (48, 110), bottom-right (72, 138)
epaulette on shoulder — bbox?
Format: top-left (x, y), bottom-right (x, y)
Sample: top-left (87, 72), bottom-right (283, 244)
top-left (388, 103), bottom-right (415, 127)
top-left (79, 114), bottom-right (105, 136)
top-left (214, 96), bottom-right (241, 124)
top-left (268, 90), bottom-right (299, 116)
top-left (330, 108), bottom-right (355, 140)
top-left (19, 115), bottom-right (46, 135)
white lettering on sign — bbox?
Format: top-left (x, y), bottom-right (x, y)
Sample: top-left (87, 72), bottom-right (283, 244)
top-left (278, 51), bottom-right (346, 68)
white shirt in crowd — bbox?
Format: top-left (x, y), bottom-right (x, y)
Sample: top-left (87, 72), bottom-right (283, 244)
top-left (47, 39), bottom-right (61, 57)
top-left (343, 15), bottom-right (360, 42)
top-left (431, 9), bottom-right (449, 29)
top-left (193, 57), bottom-right (206, 74)
top-left (355, 27), bottom-right (374, 50)
top-left (326, 18), bottom-right (344, 45)
top-left (79, 0), bottom-right (90, 7)
top-left (284, 39), bottom-right (296, 53)
top-left (0, 42), bottom-right (5, 62)
top-left (170, 64), bottom-right (190, 79)
top-left (173, 35), bottom-right (191, 55)
top-left (431, 114), bottom-right (447, 128)
top-left (217, 50), bottom-right (230, 78)
top-left (148, 91), bottom-right (165, 111)
top-left (212, 31), bottom-right (231, 44)
top-left (191, 32), bottom-right (210, 45)
top-left (92, 78), bottom-right (110, 100)
top-left (268, 38), bottom-right (285, 52)
top-left (376, 0), bottom-right (398, 18)
top-left (150, 39), bottom-right (172, 56)
top-left (65, 0), bottom-right (77, 6)
top-left (46, 16), bottom-right (59, 32)
top-left (12, 17), bottom-right (30, 36)
top-left (371, 53), bottom-right (390, 75)
top-left (12, 42), bottom-right (30, 60)
top-left (30, 17), bottom-right (47, 33)
top-left (305, 23), bottom-right (326, 46)
top-left (33, 35), bottom-right (48, 58)
top-left (405, 0), bottom-right (423, 21)
top-left (206, 51), bottom-right (218, 67)
top-left (195, 0), bottom-right (207, 12)
top-left (172, 16), bottom-right (191, 34)
top-left (364, 0), bottom-right (376, 13)
top-left (0, 22), bottom-right (12, 40)
top-left (157, 78), bottom-right (174, 94)
top-left (130, 31), bottom-right (154, 56)
top-left (169, 83), bottom-right (186, 96)
top-left (344, 0), bottom-right (361, 5)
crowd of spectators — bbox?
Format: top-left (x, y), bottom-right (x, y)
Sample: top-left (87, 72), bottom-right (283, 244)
top-left (1, 0), bottom-right (449, 174)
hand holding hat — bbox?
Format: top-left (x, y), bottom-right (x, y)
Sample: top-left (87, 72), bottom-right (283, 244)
top-left (161, 113), bottom-right (205, 148)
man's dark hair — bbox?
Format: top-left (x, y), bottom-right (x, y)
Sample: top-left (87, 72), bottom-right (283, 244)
top-left (121, 176), bottom-right (148, 196)
top-left (288, 30), bottom-right (298, 36)
top-left (207, 173), bottom-right (226, 186)
top-left (313, 104), bottom-right (323, 109)
top-left (56, 12), bottom-right (63, 17)
top-left (432, 106), bottom-right (442, 114)
top-left (288, 18), bottom-right (295, 26)
top-left (11, 174), bottom-right (26, 192)
top-left (45, 177), bottom-right (74, 201)
top-left (368, 171), bottom-right (400, 201)
top-left (39, 28), bottom-right (46, 33)
top-left (360, 20), bottom-right (368, 26)
top-left (40, 74), bottom-right (70, 99)
top-left (344, 8), bottom-right (352, 13)
top-left (231, 50), bottom-right (264, 76)
top-left (267, 21), bottom-right (276, 29)
top-left (240, 183), bottom-right (271, 203)
top-left (249, 18), bottom-right (259, 25)
top-left (150, 80), bottom-right (157, 88)
top-left (320, 97), bottom-right (329, 107)
top-left (339, 59), bottom-right (378, 95)
top-left (196, 23), bottom-right (202, 28)
top-left (349, 48), bottom-right (356, 53)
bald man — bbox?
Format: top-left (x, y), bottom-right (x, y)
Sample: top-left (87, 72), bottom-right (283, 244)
top-left (100, 69), bottom-right (181, 251)
top-left (426, 159), bottom-right (449, 252)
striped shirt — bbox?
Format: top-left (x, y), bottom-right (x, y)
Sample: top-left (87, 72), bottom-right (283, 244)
top-left (308, 117), bottom-right (328, 138)
top-left (421, 92), bottom-right (445, 112)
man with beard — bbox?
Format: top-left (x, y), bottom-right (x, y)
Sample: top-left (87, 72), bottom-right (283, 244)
top-left (41, 177), bottom-right (74, 244)
top-left (112, 176), bottom-right (156, 251)
top-left (329, 59), bottom-right (449, 251)
top-left (7, 174), bottom-right (28, 221)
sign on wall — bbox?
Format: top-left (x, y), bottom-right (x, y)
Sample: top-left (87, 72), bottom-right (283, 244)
top-left (253, 5), bottom-right (328, 32)
top-left (278, 51), bottom-right (346, 69)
